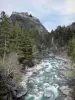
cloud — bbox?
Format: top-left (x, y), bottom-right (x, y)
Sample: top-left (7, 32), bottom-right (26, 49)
top-left (64, 0), bottom-right (75, 14)
top-left (0, 0), bottom-right (75, 31)
top-left (0, 0), bottom-right (75, 15)
top-left (0, 0), bottom-right (14, 14)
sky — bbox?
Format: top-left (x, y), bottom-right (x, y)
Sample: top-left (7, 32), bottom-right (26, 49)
top-left (0, 0), bottom-right (75, 32)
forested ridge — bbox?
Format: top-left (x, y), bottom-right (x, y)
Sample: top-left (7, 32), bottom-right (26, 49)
top-left (47, 23), bottom-right (75, 62)
top-left (0, 11), bottom-right (45, 62)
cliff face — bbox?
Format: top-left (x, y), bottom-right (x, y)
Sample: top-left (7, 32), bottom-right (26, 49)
top-left (10, 12), bottom-right (48, 39)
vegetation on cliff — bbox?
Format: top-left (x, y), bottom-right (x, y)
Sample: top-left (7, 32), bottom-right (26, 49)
top-left (0, 11), bottom-right (44, 62)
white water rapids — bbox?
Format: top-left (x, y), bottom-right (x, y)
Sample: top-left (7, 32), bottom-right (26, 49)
top-left (21, 57), bottom-right (69, 100)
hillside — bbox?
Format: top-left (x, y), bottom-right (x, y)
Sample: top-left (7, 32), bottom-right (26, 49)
top-left (10, 12), bottom-right (48, 39)
top-left (46, 22), bottom-right (75, 62)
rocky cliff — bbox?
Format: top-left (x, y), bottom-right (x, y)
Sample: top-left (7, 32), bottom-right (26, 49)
top-left (10, 12), bottom-right (48, 39)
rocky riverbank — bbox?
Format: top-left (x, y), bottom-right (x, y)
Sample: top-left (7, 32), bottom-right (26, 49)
top-left (1, 53), bottom-right (74, 100)
top-left (19, 54), bottom-right (75, 100)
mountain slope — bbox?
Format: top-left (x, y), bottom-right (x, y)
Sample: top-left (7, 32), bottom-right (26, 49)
top-left (10, 12), bottom-right (48, 39)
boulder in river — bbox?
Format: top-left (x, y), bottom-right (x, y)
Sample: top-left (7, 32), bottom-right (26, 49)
top-left (23, 60), bottom-right (34, 68)
top-left (64, 96), bottom-right (73, 100)
top-left (12, 85), bottom-right (27, 99)
top-left (60, 86), bottom-right (72, 96)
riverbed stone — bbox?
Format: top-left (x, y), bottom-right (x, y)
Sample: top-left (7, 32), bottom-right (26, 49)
top-left (12, 85), bottom-right (27, 98)
top-left (60, 86), bottom-right (72, 96)
top-left (64, 96), bottom-right (73, 100)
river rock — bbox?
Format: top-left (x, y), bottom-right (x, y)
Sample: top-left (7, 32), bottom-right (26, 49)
top-left (44, 90), bottom-right (54, 98)
top-left (23, 60), bottom-right (34, 67)
top-left (60, 86), bottom-right (72, 96)
top-left (64, 96), bottom-right (73, 100)
top-left (49, 53), bottom-right (55, 58)
top-left (33, 59), bottom-right (40, 64)
top-left (12, 85), bottom-right (27, 98)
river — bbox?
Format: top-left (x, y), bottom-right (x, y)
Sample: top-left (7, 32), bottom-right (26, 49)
top-left (23, 57), bottom-right (73, 100)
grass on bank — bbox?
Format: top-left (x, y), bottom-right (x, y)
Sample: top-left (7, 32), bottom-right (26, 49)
top-left (64, 70), bottom-right (75, 77)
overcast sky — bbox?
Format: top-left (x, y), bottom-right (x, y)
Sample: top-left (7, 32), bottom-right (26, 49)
top-left (0, 0), bottom-right (75, 31)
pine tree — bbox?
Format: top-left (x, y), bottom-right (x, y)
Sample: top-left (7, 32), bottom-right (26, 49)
top-left (0, 13), bottom-right (13, 64)
top-left (68, 36), bottom-right (75, 62)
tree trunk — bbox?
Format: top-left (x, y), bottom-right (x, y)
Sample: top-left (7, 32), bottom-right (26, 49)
top-left (3, 40), bottom-right (6, 65)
